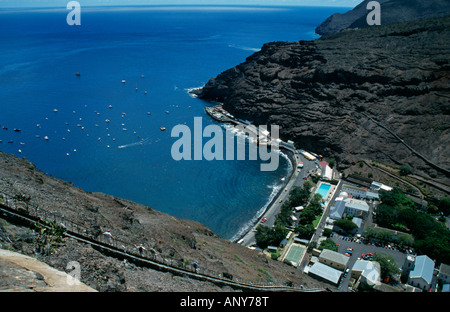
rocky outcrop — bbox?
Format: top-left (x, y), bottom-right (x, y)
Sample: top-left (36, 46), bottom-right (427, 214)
top-left (0, 249), bottom-right (97, 292)
top-left (316, 0), bottom-right (450, 36)
top-left (194, 16), bottom-right (450, 185)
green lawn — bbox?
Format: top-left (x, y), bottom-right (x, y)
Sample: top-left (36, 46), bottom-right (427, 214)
top-left (312, 213), bottom-right (323, 228)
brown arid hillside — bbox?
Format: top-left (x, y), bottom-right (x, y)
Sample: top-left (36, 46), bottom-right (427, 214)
top-left (0, 151), bottom-right (326, 292)
top-left (194, 16), bottom-right (450, 194)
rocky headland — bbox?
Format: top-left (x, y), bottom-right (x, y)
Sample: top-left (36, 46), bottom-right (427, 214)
top-left (194, 15), bottom-right (450, 191)
top-left (315, 0), bottom-right (450, 36)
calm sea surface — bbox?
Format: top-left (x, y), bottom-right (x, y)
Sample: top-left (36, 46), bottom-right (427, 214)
top-left (0, 5), bottom-right (348, 240)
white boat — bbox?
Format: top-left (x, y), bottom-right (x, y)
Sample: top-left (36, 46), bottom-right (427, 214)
top-left (121, 80), bottom-right (126, 83)
top-left (44, 136), bottom-right (49, 140)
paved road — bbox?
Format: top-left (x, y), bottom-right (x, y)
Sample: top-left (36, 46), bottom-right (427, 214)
top-left (239, 152), bottom-right (317, 247)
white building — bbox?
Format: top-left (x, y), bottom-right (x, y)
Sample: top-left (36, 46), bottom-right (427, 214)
top-left (321, 165), bottom-right (333, 181)
top-left (351, 260), bottom-right (381, 286)
top-left (371, 181), bottom-right (393, 192)
top-left (408, 255), bottom-right (435, 291)
top-left (344, 198), bottom-right (370, 218)
top-left (319, 249), bottom-right (349, 271)
top-left (342, 183), bottom-right (380, 200)
top-left (341, 183), bottom-right (367, 198)
top-left (308, 262), bottom-right (343, 286)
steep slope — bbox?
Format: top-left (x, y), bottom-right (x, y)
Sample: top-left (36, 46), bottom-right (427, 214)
top-left (315, 0), bottom-right (389, 35)
top-left (195, 16), bottom-right (450, 185)
top-left (316, 0), bottom-right (450, 35)
top-left (0, 151), bottom-right (325, 291)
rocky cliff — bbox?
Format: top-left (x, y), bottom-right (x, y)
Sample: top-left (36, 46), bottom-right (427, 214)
top-left (315, 0), bottom-right (450, 36)
top-left (194, 16), bottom-right (450, 187)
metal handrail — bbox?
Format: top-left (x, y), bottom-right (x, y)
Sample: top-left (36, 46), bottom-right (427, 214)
top-left (0, 191), bottom-right (325, 292)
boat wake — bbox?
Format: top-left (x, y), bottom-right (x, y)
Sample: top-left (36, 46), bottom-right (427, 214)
top-left (117, 137), bottom-right (154, 149)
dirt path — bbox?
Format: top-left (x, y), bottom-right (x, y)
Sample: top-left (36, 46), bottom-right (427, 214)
top-left (0, 249), bottom-right (96, 292)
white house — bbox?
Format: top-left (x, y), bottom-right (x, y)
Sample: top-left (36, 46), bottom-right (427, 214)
top-left (344, 198), bottom-right (369, 218)
top-left (408, 255), bottom-right (435, 291)
top-left (351, 260), bottom-right (381, 286)
top-left (319, 249), bottom-right (349, 271)
top-left (308, 262), bottom-right (342, 286)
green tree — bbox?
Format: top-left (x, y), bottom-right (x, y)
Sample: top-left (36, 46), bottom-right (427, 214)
top-left (255, 224), bottom-right (287, 249)
top-left (298, 208), bottom-right (316, 225)
top-left (319, 238), bottom-right (338, 252)
top-left (323, 228), bottom-right (332, 237)
top-left (438, 197), bottom-right (450, 216)
top-left (399, 164), bottom-right (413, 176)
top-left (376, 188), bottom-right (450, 264)
top-left (334, 219), bottom-right (358, 233)
top-left (295, 224), bottom-right (315, 239)
top-left (373, 253), bottom-right (401, 281)
top-left (328, 158), bottom-right (336, 168)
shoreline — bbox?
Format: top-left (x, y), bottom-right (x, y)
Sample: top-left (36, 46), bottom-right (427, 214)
top-left (231, 147), bottom-right (297, 243)
top-left (198, 101), bottom-right (299, 244)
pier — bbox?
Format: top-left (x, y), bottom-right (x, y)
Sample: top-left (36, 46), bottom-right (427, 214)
top-left (203, 104), bottom-right (302, 246)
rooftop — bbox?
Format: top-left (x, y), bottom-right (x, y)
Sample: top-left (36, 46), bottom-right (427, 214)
top-left (329, 200), bottom-right (346, 220)
top-left (309, 262), bottom-right (342, 285)
top-left (352, 260), bottom-right (381, 285)
top-left (439, 263), bottom-right (450, 276)
top-left (344, 198), bottom-right (369, 212)
top-left (319, 249), bottom-right (349, 267)
top-left (410, 255), bottom-right (435, 285)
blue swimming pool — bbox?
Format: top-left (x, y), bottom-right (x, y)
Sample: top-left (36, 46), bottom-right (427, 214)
top-left (316, 183), bottom-right (331, 199)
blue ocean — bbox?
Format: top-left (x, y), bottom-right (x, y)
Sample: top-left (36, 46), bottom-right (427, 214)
top-left (0, 5), bottom-right (348, 240)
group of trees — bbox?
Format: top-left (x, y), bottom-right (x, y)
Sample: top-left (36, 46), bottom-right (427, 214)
top-left (334, 216), bottom-right (358, 233)
top-left (295, 193), bottom-right (324, 239)
top-left (375, 188), bottom-right (450, 264)
top-left (255, 182), bottom-right (315, 249)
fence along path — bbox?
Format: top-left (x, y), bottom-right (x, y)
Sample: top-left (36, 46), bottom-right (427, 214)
top-left (0, 192), bottom-right (325, 292)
